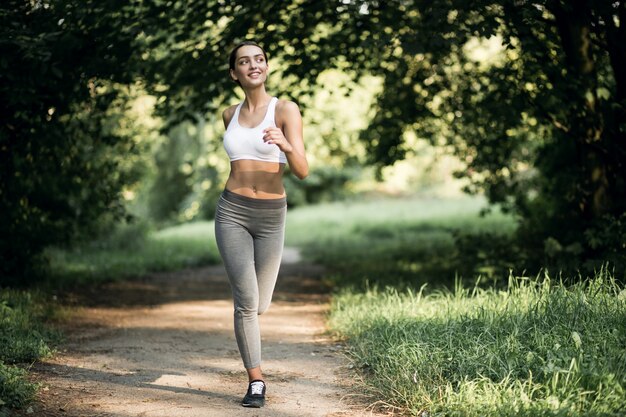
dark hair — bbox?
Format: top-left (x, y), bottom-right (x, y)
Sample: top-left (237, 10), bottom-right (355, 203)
top-left (228, 41), bottom-right (268, 71)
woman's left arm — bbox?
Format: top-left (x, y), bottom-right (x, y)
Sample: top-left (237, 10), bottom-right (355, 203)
top-left (263, 100), bottom-right (309, 179)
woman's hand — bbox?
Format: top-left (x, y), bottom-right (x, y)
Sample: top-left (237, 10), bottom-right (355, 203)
top-left (262, 127), bottom-right (294, 153)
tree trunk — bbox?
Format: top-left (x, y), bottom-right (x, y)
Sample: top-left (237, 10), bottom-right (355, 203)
top-left (605, 2), bottom-right (626, 214)
top-left (551, 0), bottom-right (610, 220)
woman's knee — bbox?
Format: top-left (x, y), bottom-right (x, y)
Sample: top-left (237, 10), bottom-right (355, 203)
top-left (234, 302), bottom-right (258, 317)
top-left (257, 299), bottom-right (272, 315)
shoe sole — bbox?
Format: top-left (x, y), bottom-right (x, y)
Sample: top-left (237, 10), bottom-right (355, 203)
top-left (242, 402), bottom-right (264, 408)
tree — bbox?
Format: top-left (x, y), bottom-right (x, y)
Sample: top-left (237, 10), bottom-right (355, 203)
top-left (346, 1), bottom-right (626, 270)
top-left (144, 0), bottom-right (625, 271)
top-left (3, 0), bottom-right (623, 285)
top-left (0, 0), bottom-right (144, 285)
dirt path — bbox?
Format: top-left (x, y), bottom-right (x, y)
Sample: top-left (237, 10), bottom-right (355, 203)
top-left (28, 249), bottom-right (389, 417)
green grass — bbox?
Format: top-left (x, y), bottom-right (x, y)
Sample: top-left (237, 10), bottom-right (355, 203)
top-left (285, 195), bottom-right (516, 287)
top-left (329, 271), bottom-right (626, 416)
top-left (286, 196), bottom-right (625, 415)
top-left (0, 290), bottom-right (61, 410)
top-left (46, 221), bottom-right (220, 288)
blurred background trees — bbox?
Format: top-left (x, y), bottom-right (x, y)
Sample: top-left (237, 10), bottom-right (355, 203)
top-left (2, 0), bottom-right (624, 286)
top-left (0, 0), bottom-right (147, 285)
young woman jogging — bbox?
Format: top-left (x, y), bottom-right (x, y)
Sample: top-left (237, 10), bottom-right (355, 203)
top-left (214, 40), bottom-right (308, 408)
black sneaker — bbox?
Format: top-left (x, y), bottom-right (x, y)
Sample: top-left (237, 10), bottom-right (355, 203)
top-left (242, 380), bottom-right (266, 408)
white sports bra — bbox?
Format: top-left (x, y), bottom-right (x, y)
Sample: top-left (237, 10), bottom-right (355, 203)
top-left (223, 97), bottom-right (287, 164)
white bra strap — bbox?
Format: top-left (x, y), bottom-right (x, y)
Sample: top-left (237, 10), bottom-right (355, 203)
top-left (265, 97), bottom-right (278, 124)
top-left (234, 101), bottom-right (243, 118)
top-left (227, 102), bottom-right (243, 129)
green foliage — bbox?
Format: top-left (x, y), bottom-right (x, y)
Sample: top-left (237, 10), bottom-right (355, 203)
top-left (0, 1), bottom-right (146, 286)
top-left (146, 117), bottom-right (227, 224)
top-left (0, 361), bottom-right (38, 410)
top-left (147, 123), bottom-right (199, 223)
top-left (583, 214), bottom-right (626, 270)
top-left (284, 165), bottom-right (361, 207)
top-left (339, 1), bottom-right (626, 270)
top-left (330, 272), bottom-right (626, 416)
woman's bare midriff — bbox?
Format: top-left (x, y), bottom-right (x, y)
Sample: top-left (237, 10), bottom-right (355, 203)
top-left (225, 159), bottom-right (286, 199)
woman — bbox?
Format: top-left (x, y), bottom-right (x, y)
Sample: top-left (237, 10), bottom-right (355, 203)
top-left (214, 41), bottom-right (308, 408)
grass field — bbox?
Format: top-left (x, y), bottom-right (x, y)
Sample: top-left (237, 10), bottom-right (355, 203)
top-left (286, 194), bottom-right (516, 288)
top-left (329, 272), bottom-right (626, 416)
top-left (45, 221), bottom-right (221, 288)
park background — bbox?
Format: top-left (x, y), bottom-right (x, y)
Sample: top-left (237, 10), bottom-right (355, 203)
top-left (1, 1), bottom-right (625, 416)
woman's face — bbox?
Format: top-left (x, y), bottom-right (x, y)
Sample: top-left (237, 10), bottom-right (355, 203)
top-left (230, 45), bottom-right (268, 88)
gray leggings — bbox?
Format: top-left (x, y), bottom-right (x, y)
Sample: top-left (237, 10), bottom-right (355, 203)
top-left (214, 189), bottom-right (287, 369)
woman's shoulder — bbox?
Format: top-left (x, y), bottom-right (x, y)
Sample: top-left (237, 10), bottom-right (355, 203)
top-left (222, 104), bottom-right (239, 127)
top-left (222, 103), bottom-right (238, 118)
top-left (275, 98), bottom-right (301, 117)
